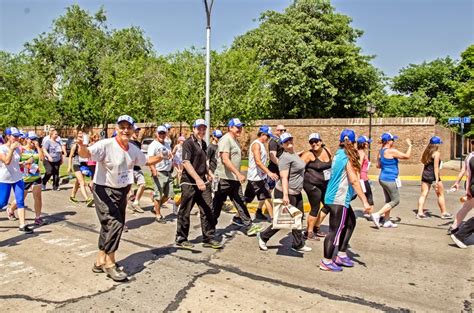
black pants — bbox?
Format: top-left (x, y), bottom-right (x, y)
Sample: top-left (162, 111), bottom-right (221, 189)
top-left (212, 179), bottom-right (252, 228)
top-left (455, 217), bottom-right (474, 242)
top-left (93, 184), bottom-right (131, 253)
top-left (303, 181), bottom-right (329, 217)
top-left (260, 189), bottom-right (304, 249)
top-left (323, 204), bottom-right (356, 259)
top-left (42, 160), bottom-right (61, 189)
top-left (176, 183), bottom-right (215, 243)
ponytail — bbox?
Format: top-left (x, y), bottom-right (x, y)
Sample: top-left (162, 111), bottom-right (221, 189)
top-left (340, 139), bottom-right (361, 172)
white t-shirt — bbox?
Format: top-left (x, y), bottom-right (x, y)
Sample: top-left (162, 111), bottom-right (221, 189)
top-left (88, 138), bottom-right (147, 188)
top-left (147, 140), bottom-right (172, 172)
top-left (0, 146), bottom-right (23, 183)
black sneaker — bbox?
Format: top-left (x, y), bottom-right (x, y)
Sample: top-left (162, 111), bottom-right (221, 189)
top-left (175, 240), bottom-right (195, 249)
top-left (18, 225), bottom-right (34, 234)
top-left (447, 226), bottom-right (459, 235)
top-left (254, 210), bottom-right (268, 221)
top-left (232, 216), bottom-right (244, 227)
top-left (202, 240), bottom-right (223, 249)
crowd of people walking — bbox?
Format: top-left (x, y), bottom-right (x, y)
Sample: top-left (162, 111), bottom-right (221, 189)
top-left (1, 116), bottom-right (473, 281)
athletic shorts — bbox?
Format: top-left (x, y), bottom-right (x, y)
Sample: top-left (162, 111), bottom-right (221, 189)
top-left (152, 171), bottom-right (174, 201)
top-left (133, 170), bottom-right (145, 185)
top-left (24, 176), bottom-right (42, 190)
top-left (244, 180), bottom-right (271, 203)
top-left (73, 162), bottom-right (88, 173)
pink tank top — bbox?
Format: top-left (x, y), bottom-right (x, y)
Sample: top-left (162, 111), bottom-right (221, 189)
top-left (360, 157), bottom-right (369, 181)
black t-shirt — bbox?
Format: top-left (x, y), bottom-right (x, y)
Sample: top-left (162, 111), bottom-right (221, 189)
top-left (182, 135), bottom-right (208, 183)
top-left (268, 137), bottom-right (284, 174)
top-left (207, 143), bottom-right (218, 173)
top-left (130, 140), bottom-right (142, 171)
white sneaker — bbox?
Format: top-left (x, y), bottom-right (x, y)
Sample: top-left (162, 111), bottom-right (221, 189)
top-left (371, 213), bottom-right (381, 229)
top-left (450, 234), bottom-right (467, 249)
top-left (291, 245), bottom-right (312, 253)
top-left (257, 233), bottom-right (268, 251)
top-left (383, 221), bottom-right (398, 228)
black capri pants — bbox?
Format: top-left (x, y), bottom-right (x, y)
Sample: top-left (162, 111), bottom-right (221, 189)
top-left (323, 204), bottom-right (356, 259)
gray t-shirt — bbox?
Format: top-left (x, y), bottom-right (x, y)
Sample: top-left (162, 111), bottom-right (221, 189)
top-left (43, 140), bottom-right (63, 162)
top-left (276, 151), bottom-right (306, 194)
top-left (147, 140), bottom-right (172, 172)
top-left (214, 133), bottom-right (241, 181)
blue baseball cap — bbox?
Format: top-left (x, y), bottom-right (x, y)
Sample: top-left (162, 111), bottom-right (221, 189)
top-left (381, 132), bottom-right (398, 142)
top-left (193, 119), bottom-right (207, 128)
top-left (5, 127), bottom-right (20, 137)
top-left (280, 132), bottom-right (293, 144)
top-left (19, 131), bottom-right (27, 139)
top-left (430, 136), bottom-right (443, 144)
top-left (340, 129), bottom-right (356, 143)
top-left (112, 131), bottom-right (117, 137)
top-left (308, 133), bottom-right (321, 142)
top-left (117, 115), bottom-right (134, 125)
top-left (164, 123), bottom-right (172, 130)
top-left (258, 125), bottom-right (276, 138)
top-left (228, 118), bottom-right (245, 127)
top-left (133, 124), bottom-right (141, 131)
top-left (212, 130), bottom-right (223, 138)
top-left (28, 131), bottom-right (38, 140)
top-left (357, 135), bottom-right (372, 144)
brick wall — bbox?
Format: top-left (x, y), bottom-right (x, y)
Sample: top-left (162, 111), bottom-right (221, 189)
top-left (19, 117), bottom-right (462, 164)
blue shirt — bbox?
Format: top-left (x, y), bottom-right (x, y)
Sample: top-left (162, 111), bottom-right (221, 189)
top-left (379, 148), bottom-right (399, 182)
top-left (324, 149), bottom-right (354, 207)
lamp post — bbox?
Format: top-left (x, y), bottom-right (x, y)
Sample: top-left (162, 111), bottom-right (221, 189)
top-left (366, 103), bottom-right (376, 160)
top-left (203, 0), bottom-right (214, 144)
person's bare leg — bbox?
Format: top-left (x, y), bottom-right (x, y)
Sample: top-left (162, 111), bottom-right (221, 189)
top-left (96, 250), bottom-right (107, 267)
top-left (315, 211), bottom-right (328, 228)
top-left (264, 199), bottom-right (273, 217)
top-left (17, 208), bottom-right (26, 227)
top-left (135, 184), bottom-right (145, 203)
top-left (435, 183), bottom-right (448, 215)
top-left (76, 172), bottom-right (89, 201)
top-left (452, 198), bottom-right (474, 229)
top-left (32, 185), bottom-right (42, 218)
top-left (105, 252), bottom-right (116, 267)
top-left (417, 182), bottom-right (430, 216)
top-left (71, 179), bottom-right (79, 199)
top-left (306, 215), bottom-right (318, 235)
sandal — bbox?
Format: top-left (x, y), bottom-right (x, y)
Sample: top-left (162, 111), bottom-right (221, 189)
top-left (416, 214), bottom-right (429, 220)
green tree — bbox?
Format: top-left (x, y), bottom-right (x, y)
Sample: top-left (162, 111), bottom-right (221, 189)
top-left (233, 0), bottom-right (383, 118)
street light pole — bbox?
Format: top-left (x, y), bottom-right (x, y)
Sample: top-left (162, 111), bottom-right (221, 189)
top-left (366, 103), bottom-right (376, 160)
top-left (204, 0), bottom-right (214, 144)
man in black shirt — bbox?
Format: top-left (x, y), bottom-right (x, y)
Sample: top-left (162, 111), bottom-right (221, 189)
top-left (127, 126), bottom-right (146, 213)
top-left (175, 119), bottom-right (223, 249)
top-left (207, 129), bottom-right (223, 174)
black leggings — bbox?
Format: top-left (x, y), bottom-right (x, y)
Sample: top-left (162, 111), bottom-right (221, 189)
top-left (323, 204), bottom-right (356, 259)
top-left (303, 181), bottom-right (329, 217)
top-left (42, 160), bottom-right (61, 189)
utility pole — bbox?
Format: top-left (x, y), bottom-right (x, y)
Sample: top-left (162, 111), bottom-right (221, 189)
top-left (204, 0), bottom-right (214, 144)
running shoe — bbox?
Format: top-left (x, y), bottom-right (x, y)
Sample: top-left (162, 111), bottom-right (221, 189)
top-left (441, 213), bottom-right (454, 220)
top-left (313, 227), bottom-right (327, 237)
top-left (257, 233), bottom-right (268, 251)
top-left (232, 216), bottom-right (244, 227)
top-left (370, 213), bottom-right (381, 229)
top-left (447, 226), bottom-right (459, 235)
top-left (222, 202), bottom-right (234, 213)
top-left (18, 225), bottom-right (34, 234)
top-left (450, 234), bottom-right (467, 249)
top-left (131, 203), bottom-right (144, 213)
top-left (254, 210), bottom-right (268, 221)
top-left (246, 224), bottom-right (262, 236)
top-left (86, 198), bottom-right (94, 208)
top-left (334, 255), bottom-right (354, 267)
top-left (41, 184), bottom-right (46, 191)
top-left (416, 214), bottom-right (429, 220)
top-left (34, 217), bottom-right (47, 226)
top-left (69, 196), bottom-right (79, 203)
top-left (303, 231), bottom-right (320, 241)
top-left (382, 221), bottom-right (398, 228)
top-left (319, 259), bottom-right (343, 272)
top-left (102, 265), bottom-right (128, 282)
top-left (202, 239), bottom-right (223, 249)
top-left (291, 245), bottom-right (312, 253)
top-left (175, 240), bottom-right (195, 249)
top-left (155, 216), bottom-right (167, 224)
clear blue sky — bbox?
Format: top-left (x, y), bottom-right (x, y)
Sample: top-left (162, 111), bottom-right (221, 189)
top-left (1, 0), bottom-right (473, 77)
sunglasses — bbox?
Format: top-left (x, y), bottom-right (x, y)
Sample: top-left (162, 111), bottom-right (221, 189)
top-left (309, 139), bottom-right (321, 144)
top-left (276, 129), bottom-right (286, 132)
top-left (158, 131), bottom-right (167, 135)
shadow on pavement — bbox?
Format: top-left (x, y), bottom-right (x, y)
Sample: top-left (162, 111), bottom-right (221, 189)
top-left (0, 230), bottom-right (52, 247)
top-left (126, 216), bottom-right (156, 230)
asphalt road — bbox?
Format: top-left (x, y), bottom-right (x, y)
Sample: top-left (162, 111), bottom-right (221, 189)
top-left (0, 180), bottom-right (472, 312)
